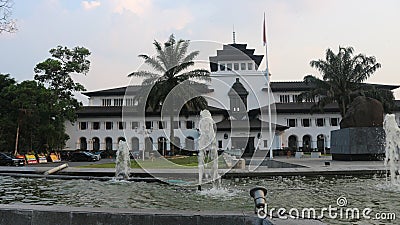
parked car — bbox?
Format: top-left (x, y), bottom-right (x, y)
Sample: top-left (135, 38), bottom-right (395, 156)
top-left (0, 152), bottom-right (25, 166)
top-left (70, 151), bottom-right (100, 162)
top-left (92, 151), bottom-right (103, 159)
top-left (59, 151), bottom-right (74, 161)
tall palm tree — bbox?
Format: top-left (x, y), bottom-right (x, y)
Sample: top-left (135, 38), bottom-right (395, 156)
top-left (128, 34), bottom-right (210, 155)
top-left (299, 46), bottom-right (393, 117)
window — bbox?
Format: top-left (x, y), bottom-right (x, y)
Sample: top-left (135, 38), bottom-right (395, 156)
top-left (287, 119), bottom-right (297, 127)
top-left (316, 118), bottom-right (325, 127)
top-left (227, 63), bottom-right (232, 71)
top-left (105, 121), bottom-right (113, 130)
top-left (158, 121), bottom-right (166, 129)
top-left (125, 98), bottom-right (135, 106)
top-left (241, 63), bottom-right (246, 70)
top-left (92, 122), bottom-right (100, 130)
top-left (79, 122), bottom-right (87, 130)
top-left (218, 140), bottom-right (223, 148)
top-left (172, 121), bottom-right (180, 129)
top-left (280, 95), bottom-right (290, 103)
top-left (247, 63), bottom-right (253, 70)
top-left (118, 122), bottom-right (125, 130)
top-left (302, 119), bottom-right (310, 127)
top-left (186, 121), bottom-right (194, 129)
top-left (231, 97), bottom-right (243, 112)
top-left (102, 99), bottom-right (112, 106)
top-left (114, 98), bottom-right (123, 106)
top-left (219, 64), bottom-right (225, 71)
top-left (145, 121), bottom-right (153, 129)
top-left (264, 140), bottom-right (268, 148)
top-left (330, 118), bottom-right (339, 126)
top-left (292, 95), bottom-right (300, 103)
top-left (131, 121), bottom-right (139, 129)
top-left (304, 96), bottom-right (316, 103)
top-left (234, 63), bottom-right (239, 70)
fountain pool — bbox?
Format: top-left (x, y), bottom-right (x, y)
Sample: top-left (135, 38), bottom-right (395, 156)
top-left (0, 175), bottom-right (398, 224)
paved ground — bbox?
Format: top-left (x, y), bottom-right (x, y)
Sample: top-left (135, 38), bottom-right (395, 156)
top-left (24, 158), bottom-right (115, 167)
top-left (0, 155), bottom-right (388, 180)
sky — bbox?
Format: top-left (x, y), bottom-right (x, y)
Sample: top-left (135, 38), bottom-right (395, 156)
top-left (1, 0), bottom-right (400, 101)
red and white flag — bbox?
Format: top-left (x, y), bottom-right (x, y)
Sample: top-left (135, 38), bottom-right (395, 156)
top-left (263, 13), bottom-right (267, 46)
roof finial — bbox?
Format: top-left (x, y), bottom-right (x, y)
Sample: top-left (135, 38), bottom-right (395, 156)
top-left (232, 24), bottom-right (236, 44)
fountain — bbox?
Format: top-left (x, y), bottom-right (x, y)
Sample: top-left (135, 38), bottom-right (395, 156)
top-left (383, 114), bottom-right (400, 185)
top-left (115, 140), bottom-right (131, 180)
top-left (198, 110), bottom-right (220, 189)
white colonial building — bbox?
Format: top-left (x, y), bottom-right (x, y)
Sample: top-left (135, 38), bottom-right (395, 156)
top-left (64, 42), bottom-right (399, 157)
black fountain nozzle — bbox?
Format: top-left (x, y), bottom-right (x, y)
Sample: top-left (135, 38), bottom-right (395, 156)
top-left (250, 186), bottom-right (268, 214)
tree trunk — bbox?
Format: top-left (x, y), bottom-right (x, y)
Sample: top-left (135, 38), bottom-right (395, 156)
top-left (341, 99), bottom-right (346, 117)
top-left (14, 122), bottom-right (20, 156)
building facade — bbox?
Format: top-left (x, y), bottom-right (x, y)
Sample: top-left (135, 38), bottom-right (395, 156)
top-left (64, 42), bottom-right (399, 156)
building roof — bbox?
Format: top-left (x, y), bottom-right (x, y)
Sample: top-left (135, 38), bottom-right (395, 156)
top-left (77, 106), bottom-right (123, 117)
top-left (76, 105), bottom-right (227, 118)
top-left (83, 84), bottom-right (214, 97)
top-left (209, 43), bottom-right (264, 72)
top-left (83, 86), bottom-right (142, 97)
top-left (249, 102), bottom-right (341, 114)
top-left (215, 118), bottom-right (289, 131)
top-left (265, 81), bottom-right (400, 92)
top-left (274, 102), bottom-right (340, 113)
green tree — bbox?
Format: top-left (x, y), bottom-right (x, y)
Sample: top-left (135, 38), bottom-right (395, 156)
top-left (299, 46), bottom-right (393, 117)
top-left (34, 46), bottom-right (91, 151)
top-left (34, 46), bottom-right (91, 122)
top-left (128, 34), bottom-right (210, 155)
top-left (0, 74), bottom-right (17, 152)
top-left (5, 80), bottom-right (61, 153)
top-left (0, 75), bottom-right (73, 154)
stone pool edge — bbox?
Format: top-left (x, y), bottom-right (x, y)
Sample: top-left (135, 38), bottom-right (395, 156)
top-left (0, 204), bottom-right (327, 225)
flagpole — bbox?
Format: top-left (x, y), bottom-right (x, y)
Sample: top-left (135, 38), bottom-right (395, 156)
top-left (263, 13), bottom-right (273, 159)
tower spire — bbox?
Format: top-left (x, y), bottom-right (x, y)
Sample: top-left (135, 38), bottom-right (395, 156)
top-left (232, 24), bottom-right (236, 44)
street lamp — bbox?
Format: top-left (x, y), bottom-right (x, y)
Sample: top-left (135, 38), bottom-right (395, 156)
top-left (137, 125), bottom-right (151, 161)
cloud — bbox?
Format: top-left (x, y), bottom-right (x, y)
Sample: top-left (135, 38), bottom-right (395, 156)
top-left (111, 0), bottom-right (152, 16)
top-left (82, 1), bottom-right (101, 10)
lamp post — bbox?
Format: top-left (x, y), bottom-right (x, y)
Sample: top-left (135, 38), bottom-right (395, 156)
top-left (137, 125), bottom-right (151, 161)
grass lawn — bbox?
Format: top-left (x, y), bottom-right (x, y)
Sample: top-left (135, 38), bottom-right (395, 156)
top-left (79, 156), bottom-right (227, 169)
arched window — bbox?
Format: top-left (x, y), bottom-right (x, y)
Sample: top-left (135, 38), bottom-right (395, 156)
top-left (288, 135), bottom-right (298, 151)
top-left (302, 135), bottom-right (312, 152)
top-left (118, 137), bottom-right (126, 143)
top-left (145, 137), bottom-right (153, 152)
top-left (173, 137), bottom-right (180, 149)
top-left (92, 137), bottom-right (100, 151)
top-left (79, 137), bottom-right (87, 150)
top-left (105, 137), bottom-right (113, 151)
top-left (317, 134), bottom-right (325, 152)
top-left (131, 137), bottom-right (139, 151)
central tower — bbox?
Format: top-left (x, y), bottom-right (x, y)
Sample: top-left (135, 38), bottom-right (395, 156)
top-left (205, 42), bottom-right (268, 112)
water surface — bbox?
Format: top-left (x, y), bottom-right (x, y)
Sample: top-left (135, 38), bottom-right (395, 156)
top-left (0, 175), bottom-right (398, 224)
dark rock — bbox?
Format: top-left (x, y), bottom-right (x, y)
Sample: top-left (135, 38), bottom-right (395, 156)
top-left (340, 96), bottom-right (384, 128)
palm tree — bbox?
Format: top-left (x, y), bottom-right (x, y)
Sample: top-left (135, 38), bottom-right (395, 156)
top-left (299, 46), bottom-right (393, 117)
top-left (128, 34), bottom-right (210, 155)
